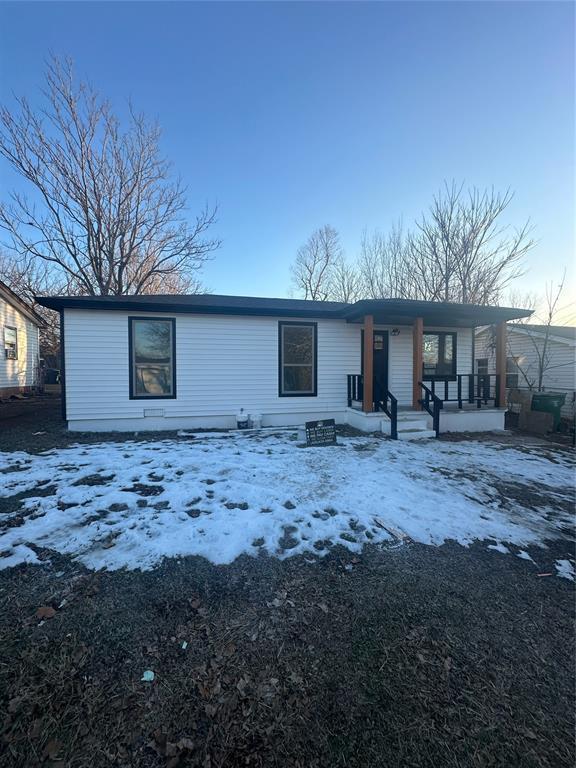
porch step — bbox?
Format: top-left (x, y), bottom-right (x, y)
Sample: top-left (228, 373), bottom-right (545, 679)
top-left (397, 428), bottom-right (437, 441)
top-left (395, 418), bottom-right (428, 431)
top-left (380, 410), bottom-right (435, 440)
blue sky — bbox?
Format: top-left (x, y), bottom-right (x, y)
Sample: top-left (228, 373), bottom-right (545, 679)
top-left (1, 1), bottom-right (574, 315)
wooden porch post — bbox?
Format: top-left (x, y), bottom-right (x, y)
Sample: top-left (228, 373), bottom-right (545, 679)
top-left (363, 314), bottom-right (374, 413)
top-left (412, 317), bottom-right (423, 410)
top-left (495, 320), bottom-right (507, 408)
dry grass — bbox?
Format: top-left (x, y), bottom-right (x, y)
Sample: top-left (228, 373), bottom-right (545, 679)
top-left (0, 539), bottom-right (574, 768)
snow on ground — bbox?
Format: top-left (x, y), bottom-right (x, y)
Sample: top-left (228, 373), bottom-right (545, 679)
top-left (555, 559), bottom-right (575, 581)
top-left (0, 431), bottom-right (573, 572)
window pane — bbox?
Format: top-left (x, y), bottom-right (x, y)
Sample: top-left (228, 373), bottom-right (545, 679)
top-left (423, 335), bottom-right (439, 366)
top-left (134, 320), bottom-right (171, 363)
top-left (132, 320), bottom-right (173, 396)
top-left (443, 334), bottom-right (453, 363)
top-left (283, 365), bottom-right (313, 393)
top-left (135, 364), bottom-right (172, 395)
top-left (423, 333), bottom-right (455, 378)
top-left (4, 327), bottom-right (17, 359)
top-left (283, 326), bottom-right (313, 364)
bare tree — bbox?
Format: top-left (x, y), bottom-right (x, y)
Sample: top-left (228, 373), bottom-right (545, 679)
top-left (356, 184), bottom-right (534, 305)
top-left (0, 56), bottom-right (219, 297)
top-left (290, 225), bottom-right (343, 301)
top-left (408, 183), bottom-right (534, 304)
top-left (357, 224), bottom-right (413, 299)
top-left (507, 271), bottom-right (569, 391)
top-left (328, 254), bottom-right (361, 303)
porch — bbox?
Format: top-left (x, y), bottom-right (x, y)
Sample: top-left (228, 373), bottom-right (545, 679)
top-left (341, 300), bottom-right (519, 439)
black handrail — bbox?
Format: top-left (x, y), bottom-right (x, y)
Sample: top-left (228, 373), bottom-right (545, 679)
top-left (347, 374), bottom-right (398, 439)
top-left (376, 390), bottom-right (398, 440)
top-left (419, 381), bottom-right (442, 437)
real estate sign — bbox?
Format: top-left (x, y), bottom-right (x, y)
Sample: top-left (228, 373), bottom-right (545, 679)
top-left (305, 419), bottom-right (337, 447)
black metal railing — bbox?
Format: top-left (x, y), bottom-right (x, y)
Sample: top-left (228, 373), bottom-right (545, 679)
top-left (423, 374), bottom-right (502, 409)
top-left (419, 382), bottom-right (443, 437)
top-left (377, 390), bottom-right (398, 440)
top-left (460, 374), bottom-right (501, 408)
top-left (347, 374), bottom-right (398, 440)
top-left (347, 374), bottom-right (363, 407)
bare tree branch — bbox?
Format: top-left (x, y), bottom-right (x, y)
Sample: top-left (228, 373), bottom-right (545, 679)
top-left (356, 183), bottom-right (534, 304)
top-left (290, 225), bottom-right (344, 301)
top-left (0, 56), bottom-right (219, 297)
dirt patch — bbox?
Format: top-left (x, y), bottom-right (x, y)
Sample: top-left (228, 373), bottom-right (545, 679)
top-left (73, 473), bottom-right (116, 486)
top-left (121, 484), bottom-right (165, 497)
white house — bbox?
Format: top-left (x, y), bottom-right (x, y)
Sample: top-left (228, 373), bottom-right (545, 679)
top-left (475, 324), bottom-right (576, 418)
top-left (0, 279), bottom-right (43, 397)
top-left (36, 294), bottom-right (532, 438)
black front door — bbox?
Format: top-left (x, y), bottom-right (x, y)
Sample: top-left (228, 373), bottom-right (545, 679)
top-left (361, 330), bottom-right (389, 408)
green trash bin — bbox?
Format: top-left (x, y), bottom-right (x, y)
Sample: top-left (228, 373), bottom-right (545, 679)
top-left (531, 392), bottom-right (567, 431)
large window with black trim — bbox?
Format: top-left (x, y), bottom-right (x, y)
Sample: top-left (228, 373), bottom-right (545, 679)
top-left (423, 332), bottom-right (456, 380)
top-left (278, 322), bottom-right (317, 396)
top-left (129, 317), bottom-right (176, 399)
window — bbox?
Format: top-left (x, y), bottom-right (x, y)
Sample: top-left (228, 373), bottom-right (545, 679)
top-left (129, 318), bottom-right (176, 399)
top-left (278, 322), bottom-right (317, 396)
top-left (422, 332), bottom-right (456, 380)
top-left (4, 327), bottom-right (17, 360)
top-left (476, 358), bottom-right (488, 376)
top-left (506, 356), bottom-right (520, 389)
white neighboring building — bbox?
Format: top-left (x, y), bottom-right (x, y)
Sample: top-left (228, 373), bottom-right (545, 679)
top-left (36, 294), bottom-right (532, 436)
top-left (475, 324), bottom-right (576, 418)
top-left (0, 279), bottom-right (43, 397)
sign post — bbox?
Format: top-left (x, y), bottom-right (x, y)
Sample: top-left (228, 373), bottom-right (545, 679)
top-left (305, 419), bottom-right (337, 447)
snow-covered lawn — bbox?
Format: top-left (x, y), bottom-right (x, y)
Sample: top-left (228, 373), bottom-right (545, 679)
top-left (0, 430), bottom-right (573, 574)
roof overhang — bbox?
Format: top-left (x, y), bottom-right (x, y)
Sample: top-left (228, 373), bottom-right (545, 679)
top-left (34, 295), bottom-right (345, 319)
top-left (34, 294), bottom-right (534, 327)
top-left (343, 299), bottom-right (533, 327)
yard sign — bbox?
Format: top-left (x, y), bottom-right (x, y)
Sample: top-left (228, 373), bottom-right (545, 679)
top-left (305, 419), bottom-right (337, 447)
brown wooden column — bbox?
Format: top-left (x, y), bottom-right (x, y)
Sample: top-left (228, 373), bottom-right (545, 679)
top-left (412, 317), bottom-right (423, 410)
top-left (495, 320), bottom-right (507, 407)
top-left (363, 314), bottom-right (374, 413)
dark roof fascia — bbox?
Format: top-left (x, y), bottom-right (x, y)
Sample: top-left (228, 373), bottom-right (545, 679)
top-left (343, 299), bottom-right (533, 325)
top-left (35, 295), bottom-right (346, 319)
top-left (35, 294), bottom-right (534, 326)
top-left (0, 281), bottom-right (45, 326)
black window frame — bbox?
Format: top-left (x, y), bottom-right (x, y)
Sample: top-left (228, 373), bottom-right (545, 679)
top-left (278, 321), bottom-right (318, 397)
top-left (422, 331), bottom-right (457, 381)
top-left (4, 326), bottom-right (18, 360)
top-left (128, 316), bottom-right (177, 400)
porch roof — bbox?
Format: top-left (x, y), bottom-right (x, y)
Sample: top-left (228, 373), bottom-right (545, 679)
top-left (342, 299), bottom-right (532, 327)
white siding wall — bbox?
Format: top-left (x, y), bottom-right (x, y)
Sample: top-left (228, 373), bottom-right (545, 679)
top-left (64, 309), bottom-right (475, 430)
top-left (64, 310), bottom-right (360, 427)
top-left (475, 327), bottom-right (576, 416)
top-left (0, 297), bottom-right (40, 391)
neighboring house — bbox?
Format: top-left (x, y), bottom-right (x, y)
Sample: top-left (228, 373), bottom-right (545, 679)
top-left (475, 324), bottom-right (576, 419)
top-left (0, 279), bottom-right (43, 397)
top-left (36, 294), bottom-right (531, 438)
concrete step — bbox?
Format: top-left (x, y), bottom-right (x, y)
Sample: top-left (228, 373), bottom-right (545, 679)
top-left (396, 411), bottom-right (428, 421)
top-left (396, 418), bottom-right (429, 431)
top-left (397, 429), bottom-right (437, 440)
